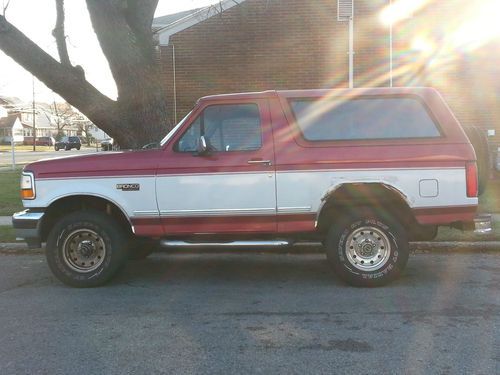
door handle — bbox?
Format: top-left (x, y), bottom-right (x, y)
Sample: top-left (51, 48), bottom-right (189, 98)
top-left (247, 159), bottom-right (272, 166)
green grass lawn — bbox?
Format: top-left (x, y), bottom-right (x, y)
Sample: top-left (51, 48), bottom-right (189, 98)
top-left (435, 221), bottom-right (500, 242)
top-left (478, 179), bottom-right (500, 213)
top-left (0, 226), bottom-right (16, 242)
top-left (0, 169), bottom-right (23, 216)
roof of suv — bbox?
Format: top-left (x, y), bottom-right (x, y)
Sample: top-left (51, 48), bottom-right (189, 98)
top-left (198, 87), bottom-right (440, 102)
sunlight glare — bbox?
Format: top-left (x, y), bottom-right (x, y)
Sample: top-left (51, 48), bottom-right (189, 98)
top-left (380, 0), bottom-right (428, 26)
top-left (450, 0), bottom-right (500, 51)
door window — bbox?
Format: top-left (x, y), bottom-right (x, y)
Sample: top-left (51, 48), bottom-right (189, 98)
top-left (176, 104), bottom-right (262, 152)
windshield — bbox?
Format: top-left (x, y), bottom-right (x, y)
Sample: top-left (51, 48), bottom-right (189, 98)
top-left (160, 111), bottom-right (192, 147)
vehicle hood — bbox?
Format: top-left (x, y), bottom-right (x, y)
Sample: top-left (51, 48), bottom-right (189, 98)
top-left (25, 149), bottom-right (162, 179)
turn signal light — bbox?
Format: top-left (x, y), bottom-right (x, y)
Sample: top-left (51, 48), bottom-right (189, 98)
top-left (21, 188), bottom-right (35, 200)
top-left (20, 172), bottom-right (35, 200)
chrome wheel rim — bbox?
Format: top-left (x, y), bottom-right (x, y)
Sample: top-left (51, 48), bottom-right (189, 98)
top-left (345, 226), bottom-right (391, 271)
top-left (62, 229), bottom-right (106, 273)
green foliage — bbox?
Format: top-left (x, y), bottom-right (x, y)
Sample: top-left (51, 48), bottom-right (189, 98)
top-left (0, 170), bottom-right (23, 216)
top-left (0, 226), bottom-right (16, 242)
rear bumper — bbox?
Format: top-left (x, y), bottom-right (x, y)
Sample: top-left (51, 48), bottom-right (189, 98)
top-left (460, 214), bottom-right (492, 235)
top-left (12, 210), bottom-right (45, 248)
top-left (472, 214), bottom-right (492, 235)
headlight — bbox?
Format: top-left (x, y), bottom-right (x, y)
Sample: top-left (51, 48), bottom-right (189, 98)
top-left (20, 171), bottom-right (35, 200)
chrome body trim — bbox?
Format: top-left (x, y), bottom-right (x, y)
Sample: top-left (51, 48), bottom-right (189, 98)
top-left (159, 207), bottom-right (276, 217)
top-left (160, 240), bottom-right (292, 249)
top-left (12, 210), bottom-right (45, 248)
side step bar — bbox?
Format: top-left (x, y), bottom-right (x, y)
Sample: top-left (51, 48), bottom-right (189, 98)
top-left (160, 240), bottom-right (292, 249)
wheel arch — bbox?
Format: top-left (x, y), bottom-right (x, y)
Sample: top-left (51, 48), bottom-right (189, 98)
top-left (40, 194), bottom-right (134, 242)
top-left (315, 182), bottom-right (415, 234)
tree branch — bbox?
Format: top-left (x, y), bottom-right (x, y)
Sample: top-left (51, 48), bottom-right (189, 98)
top-left (0, 14), bottom-right (118, 132)
top-left (52, 0), bottom-right (71, 66)
top-left (2, 0), bottom-right (11, 17)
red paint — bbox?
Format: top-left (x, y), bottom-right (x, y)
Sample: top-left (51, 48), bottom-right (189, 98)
top-left (160, 215), bottom-right (277, 234)
top-left (131, 217), bottom-right (163, 237)
top-left (413, 206), bottom-right (477, 225)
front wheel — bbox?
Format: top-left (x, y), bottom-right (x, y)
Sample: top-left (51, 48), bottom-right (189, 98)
top-left (46, 210), bottom-right (129, 287)
top-left (325, 209), bottom-right (409, 287)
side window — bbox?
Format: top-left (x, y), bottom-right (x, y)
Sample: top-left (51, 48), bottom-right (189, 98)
top-left (176, 104), bottom-right (262, 152)
top-left (290, 97), bottom-right (441, 141)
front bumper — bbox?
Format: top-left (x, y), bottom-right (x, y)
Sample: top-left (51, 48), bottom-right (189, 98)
top-left (12, 210), bottom-right (45, 248)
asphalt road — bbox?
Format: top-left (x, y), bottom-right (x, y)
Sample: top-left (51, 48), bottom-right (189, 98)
top-left (0, 148), bottom-right (97, 167)
top-left (0, 251), bottom-right (498, 374)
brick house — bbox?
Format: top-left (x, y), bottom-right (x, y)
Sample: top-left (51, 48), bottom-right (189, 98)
top-left (154, 0), bottom-right (500, 140)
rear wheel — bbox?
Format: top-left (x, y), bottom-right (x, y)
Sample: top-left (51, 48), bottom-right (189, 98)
top-left (46, 210), bottom-right (129, 287)
top-left (325, 209), bottom-right (409, 287)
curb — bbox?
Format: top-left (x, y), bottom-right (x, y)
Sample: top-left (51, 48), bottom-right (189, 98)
top-left (0, 241), bottom-right (499, 255)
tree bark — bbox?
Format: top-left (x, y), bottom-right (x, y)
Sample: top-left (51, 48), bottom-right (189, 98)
top-left (86, 0), bottom-right (168, 148)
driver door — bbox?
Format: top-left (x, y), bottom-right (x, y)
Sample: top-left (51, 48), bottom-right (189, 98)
top-left (156, 99), bottom-right (277, 235)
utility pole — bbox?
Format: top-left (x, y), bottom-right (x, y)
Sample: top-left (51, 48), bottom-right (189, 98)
top-left (389, 0), bottom-right (393, 87)
top-left (32, 76), bottom-right (36, 151)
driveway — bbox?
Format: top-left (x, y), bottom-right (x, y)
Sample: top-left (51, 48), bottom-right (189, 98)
top-left (0, 251), bottom-right (498, 374)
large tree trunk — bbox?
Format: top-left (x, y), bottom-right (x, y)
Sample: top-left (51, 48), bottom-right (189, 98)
top-left (87, 0), bottom-right (169, 149)
top-left (0, 0), bottom-right (169, 149)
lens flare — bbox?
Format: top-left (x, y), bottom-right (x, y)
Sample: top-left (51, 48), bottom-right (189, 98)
top-left (380, 0), bottom-right (428, 26)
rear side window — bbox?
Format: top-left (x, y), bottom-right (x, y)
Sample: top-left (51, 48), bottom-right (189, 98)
top-left (289, 97), bottom-right (441, 141)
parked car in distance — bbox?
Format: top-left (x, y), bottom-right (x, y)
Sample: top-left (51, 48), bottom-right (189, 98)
top-left (55, 136), bottom-right (81, 151)
top-left (101, 138), bottom-right (114, 151)
top-left (23, 136), bottom-right (56, 146)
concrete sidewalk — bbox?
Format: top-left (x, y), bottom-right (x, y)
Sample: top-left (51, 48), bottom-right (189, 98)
top-left (0, 216), bottom-right (11, 225)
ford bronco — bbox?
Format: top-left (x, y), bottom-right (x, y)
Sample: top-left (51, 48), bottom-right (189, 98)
top-left (12, 87), bottom-right (491, 287)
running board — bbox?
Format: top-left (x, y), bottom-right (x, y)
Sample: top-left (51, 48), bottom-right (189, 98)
top-left (160, 240), bottom-right (292, 249)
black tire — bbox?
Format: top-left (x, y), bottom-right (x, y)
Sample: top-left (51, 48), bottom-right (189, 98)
top-left (463, 126), bottom-right (490, 196)
top-left (46, 210), bottom-right (129, 287)
top-left (128, 237), bottom-right (158, 260)
top-left (54, 146), bottom-right (59, 151)
top-left (76, 146), bottom-right (81, 150)
top-left (325, 209), bottom-right (409, 287)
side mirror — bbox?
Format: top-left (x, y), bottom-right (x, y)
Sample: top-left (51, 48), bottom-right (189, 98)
top-left (196, 135), bottom-right (210, 156)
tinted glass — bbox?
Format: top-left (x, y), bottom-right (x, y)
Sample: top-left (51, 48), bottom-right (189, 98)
top-left (290, 98), bottom-right (441, 141)
top-left (176, 104), bottom-right (262, 152)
